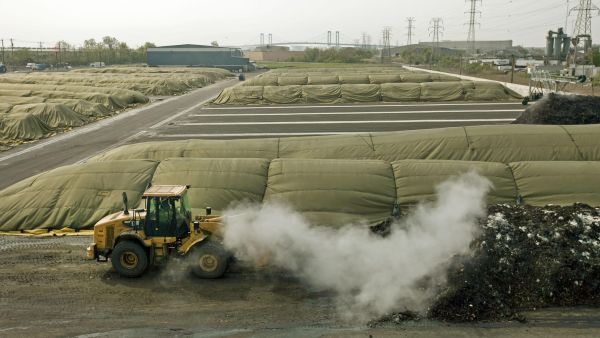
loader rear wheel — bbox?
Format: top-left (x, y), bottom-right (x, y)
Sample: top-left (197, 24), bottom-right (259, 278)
top-left (111, 241), bottom-right (148, 278)
top-left (190, 241), bottom-right (230, 279)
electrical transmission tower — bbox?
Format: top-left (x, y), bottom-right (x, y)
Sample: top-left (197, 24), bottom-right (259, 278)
top-left (406, 17), bottom-right (415, 45)
top-left (570, 0), bottom-right (600, 51)
top-left (466, 0), bottom-right (482, 55)
top-left (429, 18), bottom-right (444, 67)
top-left (381, 26), bottom-right (392, 63)
top-left (260, 33), bottom-right (265, 46)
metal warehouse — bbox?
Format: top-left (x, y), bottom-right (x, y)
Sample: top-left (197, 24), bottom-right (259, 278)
top-left (146, 44), bottom-right (253, 71)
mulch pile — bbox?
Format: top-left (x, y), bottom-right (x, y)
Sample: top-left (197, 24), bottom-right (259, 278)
top-left (514, 93), bottom-right (600, 124)
top-left (371, 204), bottom-right (600, 323)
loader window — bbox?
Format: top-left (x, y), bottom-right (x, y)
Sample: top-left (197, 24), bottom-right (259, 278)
top-left (144, 197), bottom-right (177, 237)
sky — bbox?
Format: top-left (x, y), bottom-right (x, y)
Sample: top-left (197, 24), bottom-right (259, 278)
top-left (1, 0), bottom-right (599, 49)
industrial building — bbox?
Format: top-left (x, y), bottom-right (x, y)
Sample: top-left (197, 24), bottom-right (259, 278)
top-left (418, 40), bottom-right (513, 53)
top-left (245, 46), bottom-right (306, 62)
top-left (146, 44), bottom-right (253, 71)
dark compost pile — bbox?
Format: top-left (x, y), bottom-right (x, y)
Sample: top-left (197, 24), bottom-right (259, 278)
top-left (514, 93), bottom-right (600, 125)
top-left (373, 204), bottom-right (600, 323)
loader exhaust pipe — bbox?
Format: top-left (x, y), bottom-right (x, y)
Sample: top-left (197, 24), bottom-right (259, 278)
top-left (122, 192), bottom-right (129, 215)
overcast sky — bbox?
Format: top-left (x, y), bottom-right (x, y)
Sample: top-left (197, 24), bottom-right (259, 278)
top-left (1, 0), bottom-right (598, 48)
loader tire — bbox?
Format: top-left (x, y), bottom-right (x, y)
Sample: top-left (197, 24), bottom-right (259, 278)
top-left (111, 241), bottom-right (148, 278)
top-left (190, 241), bottom-right (230, 279)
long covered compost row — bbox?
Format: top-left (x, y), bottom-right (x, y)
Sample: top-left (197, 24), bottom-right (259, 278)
top-left (214, 81), bottom-right (522, 104)
top-left (1, 124), bottom-right (599, 232)
top-left (0, 67), bottom-right (233, 150)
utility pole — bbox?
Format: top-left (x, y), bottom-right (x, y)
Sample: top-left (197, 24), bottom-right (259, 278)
top-left (466, 0), bottom-right (482, 55)
top-left (381, 27), bottom-right (392, 64)
top-left (429, 18), bottom-right (444, 68)
top-left (335, 31), bottom-right (340, 48)
top-left (361, 32), bottom-right (368, 48)
top-left (511, 54), bottom-right (515, 83)
top-left (10, 38), bottom-right (14, 59)
top-left (406, 17), bottom-right (415, 45)
top-left (268, 33), bottom-right (272, 46)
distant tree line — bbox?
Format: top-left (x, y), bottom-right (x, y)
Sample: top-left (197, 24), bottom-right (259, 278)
top-left (289, 47), bottom-right (375, 63)
top-left (0, 37), bottom-right (156, 67)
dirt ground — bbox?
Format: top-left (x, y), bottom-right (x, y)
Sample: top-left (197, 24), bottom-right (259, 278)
top-left (1, 236), bottom-right (600, 338)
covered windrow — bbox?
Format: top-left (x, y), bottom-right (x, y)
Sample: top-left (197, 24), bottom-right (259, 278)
top-left (9, 103), bottom-right (88, 128)
top-left (392, 160), bottom-right (518, 206)
top-left (151, 158), bottom-right (270, 215)
top-left (510, 161), bottom-right (600, 206)
top-left (0, 160), bottom-right (158, 231)
top-left (90, 125), bottom-right (597, 163)
top-left (0, 113), bottom-right (52, 140)
top-left (264, 158), bottom-right (397, 227)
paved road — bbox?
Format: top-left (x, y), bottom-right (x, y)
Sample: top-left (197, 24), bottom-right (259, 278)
top-left (0, 79), bottom-right (238, 190)
top-left (144, 102), bottom-right (524, 140)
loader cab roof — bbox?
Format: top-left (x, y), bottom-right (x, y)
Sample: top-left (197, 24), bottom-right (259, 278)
top-left (143, 185), bottom-right (188, 198)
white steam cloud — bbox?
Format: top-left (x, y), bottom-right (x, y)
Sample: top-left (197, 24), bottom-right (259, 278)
top-left (222, 172), bottom-right (491, 320)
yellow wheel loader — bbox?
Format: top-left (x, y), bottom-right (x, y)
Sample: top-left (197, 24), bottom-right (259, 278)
top-left (86, 185), bottom-right (230, 278)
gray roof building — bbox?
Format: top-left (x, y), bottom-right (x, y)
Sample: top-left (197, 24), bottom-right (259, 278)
top-left (147, 44), bottom-right (253, 71)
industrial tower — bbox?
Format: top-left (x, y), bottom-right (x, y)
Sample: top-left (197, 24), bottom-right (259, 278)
top-left (406, 17), bottom-right (415, 45)
top-left (570, 0), bottom-right (600, 51)
top-left (466, 0), bottom-right (482, 54)
top-left (429, 18), bottom-right (444, 66)
top-left (381, 27), bottom-right (392, 63)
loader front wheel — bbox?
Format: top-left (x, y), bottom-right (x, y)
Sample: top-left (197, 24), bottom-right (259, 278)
top-left (111, 241), bottom-right (148, 278)
top-left (190, 241), bottom-right (230, 279)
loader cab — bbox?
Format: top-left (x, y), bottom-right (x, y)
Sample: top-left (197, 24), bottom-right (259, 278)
top-left (142, 185), bottom-right (192, 239)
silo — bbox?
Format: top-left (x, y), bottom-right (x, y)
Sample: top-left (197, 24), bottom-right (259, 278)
top-left (553, 34), bottom-right (562, 60)
top-left (561, 36), bottom-right (571, 59)
top-left (546, 32), bottom-right (555, 59)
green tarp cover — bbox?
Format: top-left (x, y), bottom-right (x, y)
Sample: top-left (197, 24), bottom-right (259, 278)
top-left (264, 158), bottom-right (396, 227)
top-left (510, 161), bottom-right (600, 206)
top-left (0, 113), bottom-right (51, 140)
top-left (0, 89), bottom-right (32, 97)
top-left (278, 134), bottom-right (377, 159)
top-left (401, 73), bottom-right (433, 83)
top-left (92, 139), bottom-right (280, 162)
top-left (561, 124), bottom-right (600, 160)
top-left (308, 76), bottom-right (340, 85)
top-left (46, 99), bottom-right (111, 117)
top-left (370, 128), bottom-right (471, 162)
top-left (0, 83), bottom-right (148, 104)
top-left (0, 103), bottom-right (13, 114)
top-left (92, 125), bottom-right (600, 164)
top-left (369, 74), bottom-right (402, 84)
top-left (213, 86), bottom-right (264, 105)
top-left (463, 125), bottom-right (582, 162)
top-left (338, 75), bottom-right (370, 84)
top-left (465, 81), bottom-right (523, 101)
top-left (247, 76), bottom-right (279, 86)
top-left (262, 86), bottom-right (303, 104)
top-left (0, 160), bottom-right (158, 231)
top-left (420, 82), bottom-right (465, 101)
top-left (9, 103), bottom-right (88, 128)
top-left (151, 158), bottom-right (270, 215)
top-left (278, 76), bottom-right (308, 86)
top-left (381, 83), bottom-right (421, 102)
top-left (302, 85), bottom-right (342, 103)
top-left (0, 96), bottom-right (45, 105)
top-left (392, 160), bottom-right (517, 206)
top-left (340, 84), bottom-right (381, 102)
